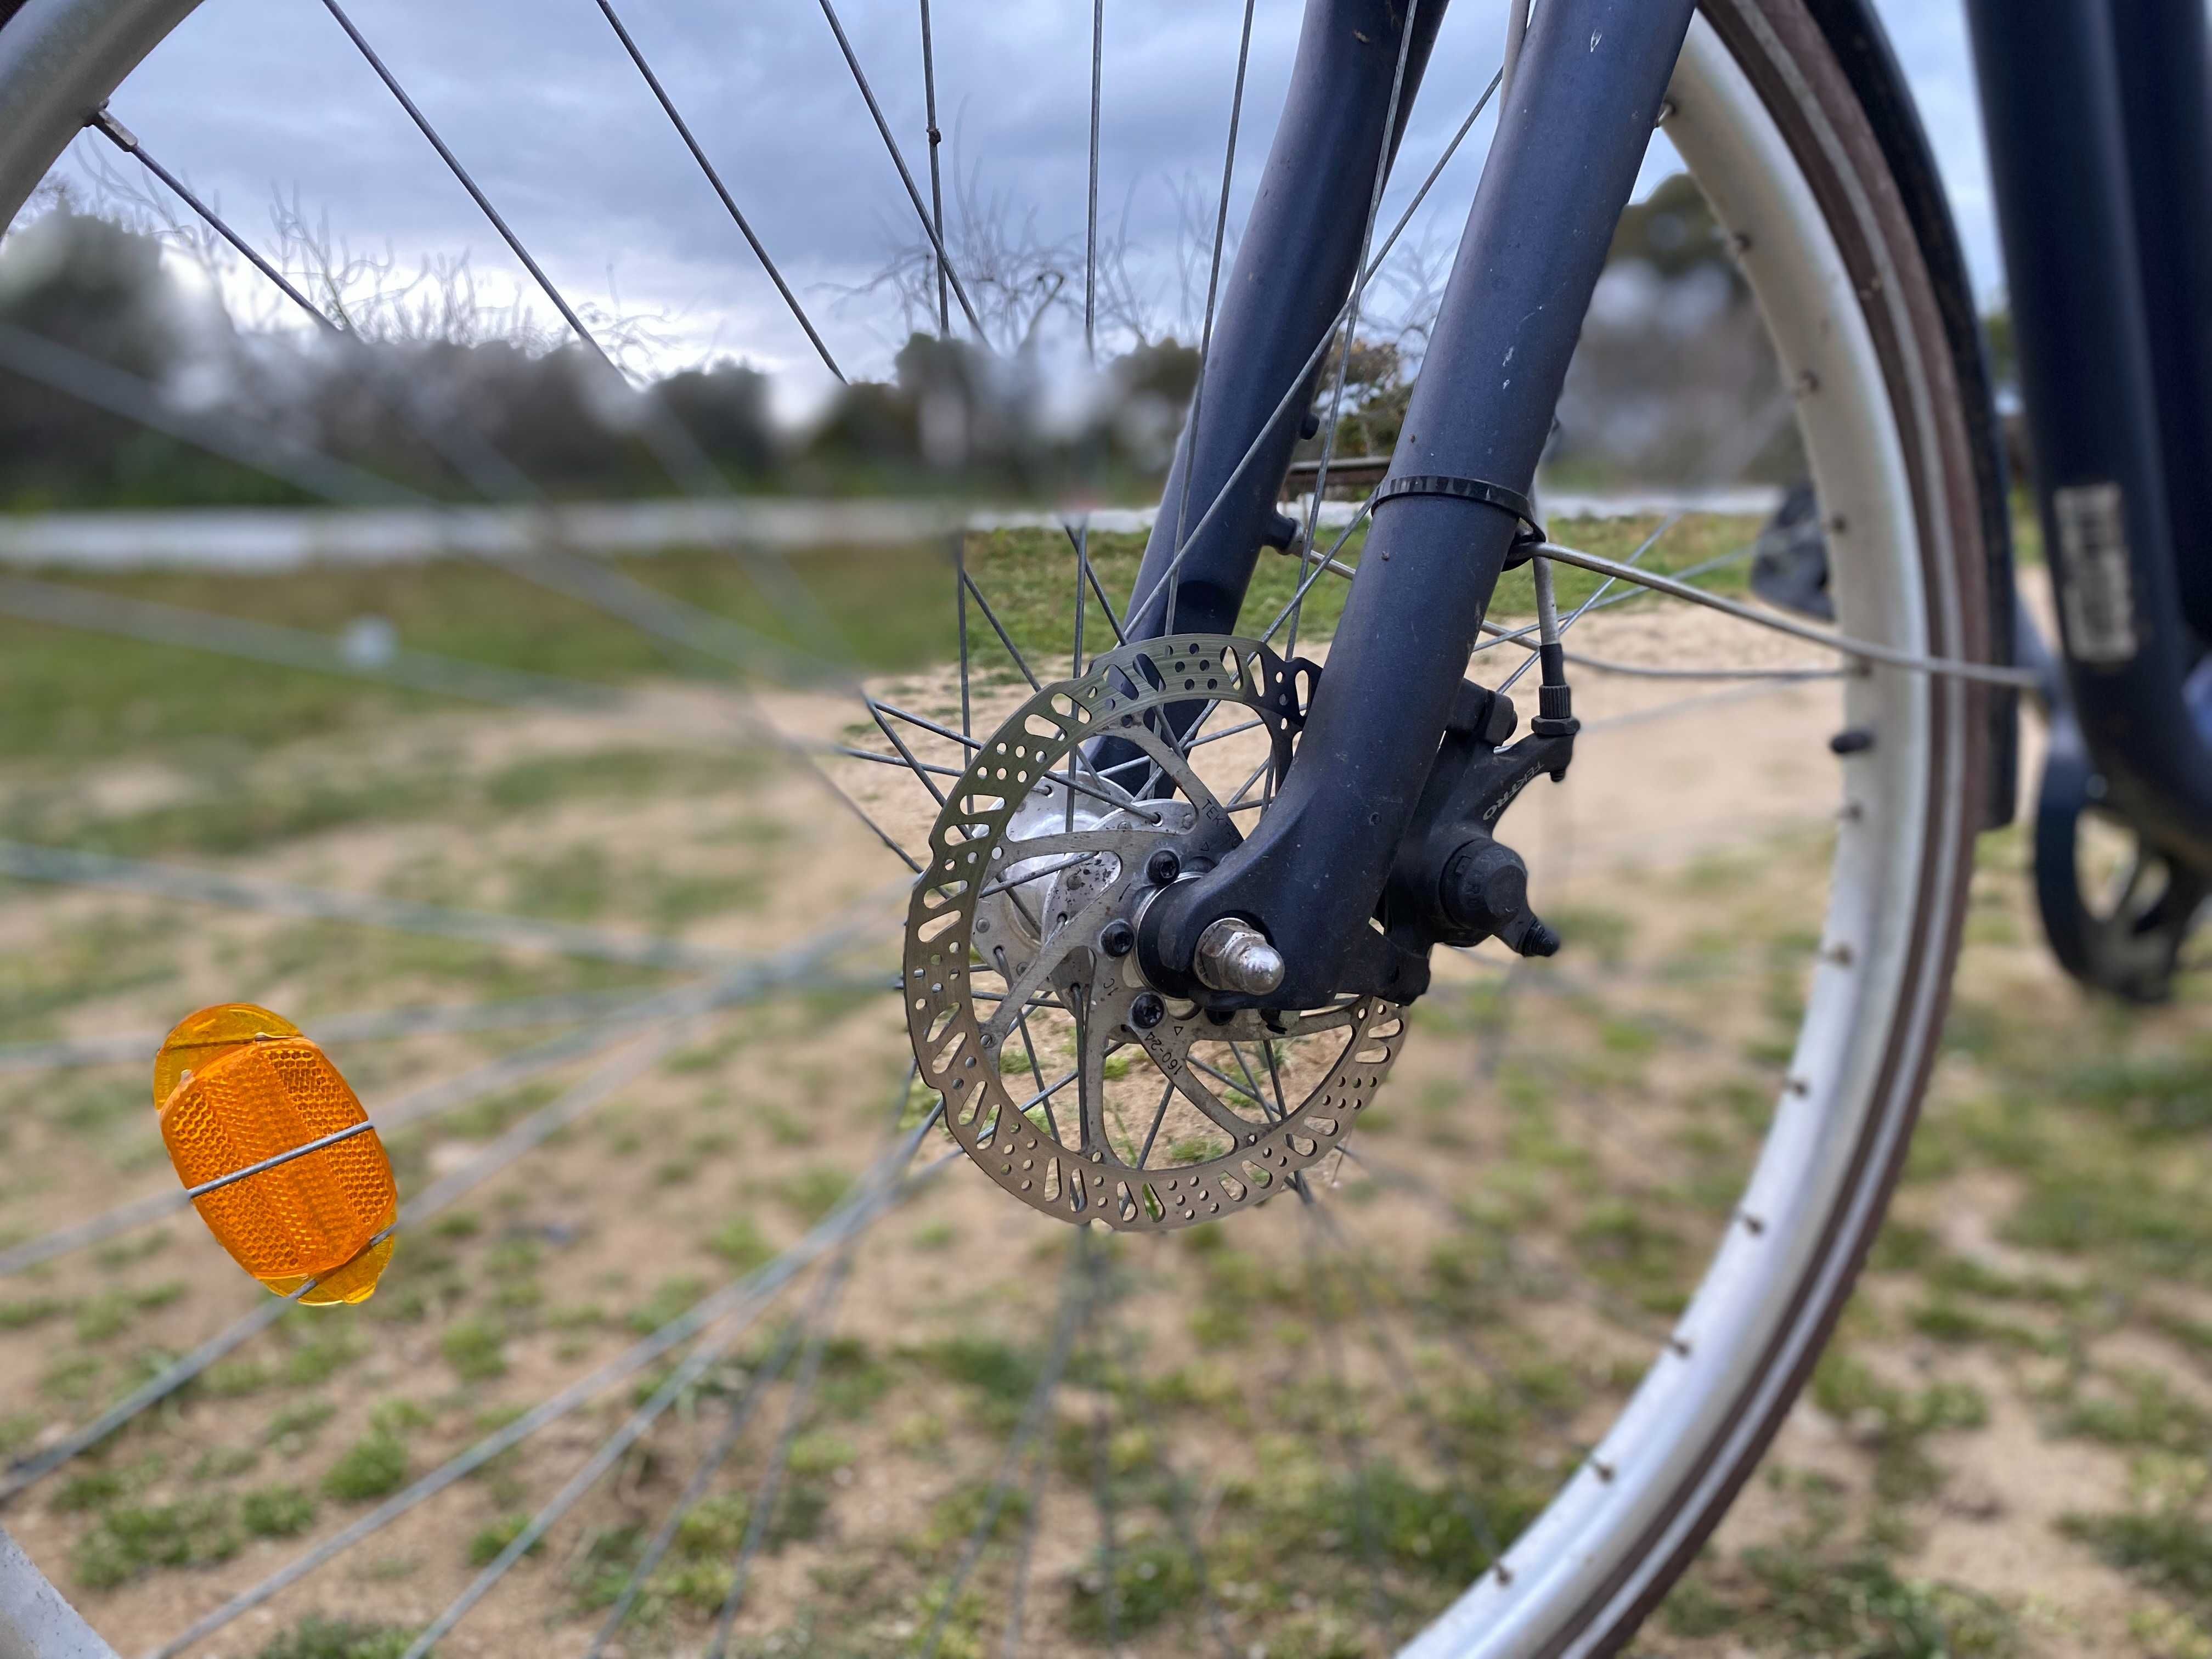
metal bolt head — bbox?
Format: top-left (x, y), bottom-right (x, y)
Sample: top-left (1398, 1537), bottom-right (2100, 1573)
top-left (1192, 918), bottom-right (1286, 997)
top-left (1098, 919), bottom-right (1135, 957)
top-left (1128, 992), bottom-right (1166, 1031)
top-left (1145, 848), bottom-right (1182, 886)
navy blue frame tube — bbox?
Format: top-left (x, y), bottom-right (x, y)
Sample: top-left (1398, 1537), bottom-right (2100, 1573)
top-left (1142, 0), bottom-right (1697, 1003)
top-left (1120, 0), bottom-right (1447, 644)
top-left (1965, 0), bottom-right (2212, 867)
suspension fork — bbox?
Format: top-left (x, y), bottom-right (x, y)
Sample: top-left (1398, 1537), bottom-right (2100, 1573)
top-left (1132, 0), bottom-right (1697, 1007)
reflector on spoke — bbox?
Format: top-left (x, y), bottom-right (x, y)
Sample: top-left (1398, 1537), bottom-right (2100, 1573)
top-left (155, 1003), bottom-right (397, 1305)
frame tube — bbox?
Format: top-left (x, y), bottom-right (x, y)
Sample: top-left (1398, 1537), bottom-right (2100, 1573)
top-left (1966, 0), bottom-right (2212, 867)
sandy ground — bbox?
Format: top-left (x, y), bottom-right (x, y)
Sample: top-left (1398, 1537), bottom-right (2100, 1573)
top-left (1, 571), bottom-right (2205, 1659)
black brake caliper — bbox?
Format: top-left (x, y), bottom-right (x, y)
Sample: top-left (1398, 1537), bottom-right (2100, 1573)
top-left (1379, 676), bottom-right (1577, 966)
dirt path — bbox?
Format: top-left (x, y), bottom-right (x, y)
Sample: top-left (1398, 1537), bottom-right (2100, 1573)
top-left (1, 573), bottom-right (2205, 1659)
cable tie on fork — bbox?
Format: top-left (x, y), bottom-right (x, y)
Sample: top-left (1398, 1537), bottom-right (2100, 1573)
top-left (1370, 472), bottom-right (1548, 565)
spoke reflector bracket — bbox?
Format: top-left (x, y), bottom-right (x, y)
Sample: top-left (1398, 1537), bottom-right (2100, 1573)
top-left (155, 1004), bottom-right (397, 1305)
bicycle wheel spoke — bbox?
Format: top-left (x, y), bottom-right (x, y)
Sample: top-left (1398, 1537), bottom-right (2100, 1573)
top-left (865, 697), bottom-right (949, 806)
top-left (580, 1318), bottom-right (808, 1659)
top-left (812, 0), bottom-right (987, 343)
top-left (1132, 1075), bottom-right (1178, 1167)
top-left (1304, 1200), bottom-right (1518, 1567)
top-left (1122, 67), bottom-right (1503, 636)
top-left (996, 1424), bottom-right (1054, 1658)
top-left (1005, 990), bottom-right (1067, 1144)
top-left (0, 566), bottom-right (781, 748)
top-left (1532, 540), bottom-right (2038, 686)
top-left (5, 1020), bottom-right (687, 1504)
top-left (0, 838), bottom-right (735, 970)
top-left (916, 0), bottom-right (950, 334)
top-left (917, 1237), bottom-right (1087, 1659)
top-left (92, 110), bottom-right (566, 513)
top-left (400, 1241), bottom-right (855, 1659)
top-left (1285, 0), bottom-right (1423, 662)
top-left (144, 1102), bottom-right (954, 1659)
top-left (700, 1255), bottom-right (855, 1659)
top-left (960, 566), bottom-right (1042, 691)
top-left (0, 322), bottom-right (934, 880)
top-left (1083, 0), bottom-right (1104, 360)
top-left (1222, 751), bottom-right (1273, 812)
top-left (593, 0), bottom-right (843, 381)
top-left (0, 322), bottom-right (407, 507)
top-left (1165, 0), bottom-right (1259, 634)
top-left (1302, 1204), bottom-right (1386, 1622)
top-left (1080, 1228), bottom-right (1124, 1646)
top-left (1071, 524), bottom-right (1131, 646)
top-left (1101, 1281), bottom-right (1240, 1658)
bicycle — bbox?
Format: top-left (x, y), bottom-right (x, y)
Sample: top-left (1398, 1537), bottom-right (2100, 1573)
top-left (0, 0), bottom-right (2202, 1655)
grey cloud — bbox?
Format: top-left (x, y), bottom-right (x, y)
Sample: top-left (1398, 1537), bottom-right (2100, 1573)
top-left (53, 0), bottom-right (1996, 382)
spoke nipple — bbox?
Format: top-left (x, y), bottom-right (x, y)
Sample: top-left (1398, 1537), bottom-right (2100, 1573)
top-left (1128, 993), bottom-right (1166, 1031)
top-left (1099, 919), bottom-right (1135, 957)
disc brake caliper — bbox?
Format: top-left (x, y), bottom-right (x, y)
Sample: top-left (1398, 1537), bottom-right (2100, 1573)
top-left (1381, 676), bottom-right (1577, 960)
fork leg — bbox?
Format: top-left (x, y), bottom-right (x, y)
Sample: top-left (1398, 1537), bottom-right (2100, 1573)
top-left (1143, 0), bottom-right (1697, 1006)
top-left (1122, 0), bottom-right (1449, 644)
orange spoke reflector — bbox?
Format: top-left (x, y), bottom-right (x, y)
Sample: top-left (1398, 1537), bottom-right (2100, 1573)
top-left (155, 1003), bottom-right (397, 1307)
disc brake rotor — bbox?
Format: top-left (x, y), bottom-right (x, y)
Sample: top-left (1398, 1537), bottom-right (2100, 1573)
top-left (903, 635), bottom-right (1407, 1231)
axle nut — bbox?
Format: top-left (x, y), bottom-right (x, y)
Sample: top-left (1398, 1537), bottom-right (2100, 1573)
top-left (1193, 918), bottom-right (1286, 997)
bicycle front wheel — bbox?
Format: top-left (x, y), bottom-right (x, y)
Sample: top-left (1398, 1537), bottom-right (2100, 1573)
top-left (0, 1), bottom-right (2002, 1655)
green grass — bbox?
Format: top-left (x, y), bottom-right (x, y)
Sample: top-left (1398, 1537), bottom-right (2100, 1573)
top-left (0, 515), bottom-right (1755, 783)
top-left (254, 1617), bottom-right (419, 1659)
top-left (240, 1485), bottom-right (318, 1538)
top-left (72, 1497), bottom-right (240, 1588)
top-left (322, 1434), bottom-right (409, 1502)
top-left (904, 1334), bottom-right (1040, 1410)
top-left (466, 1514), bottom-right (543, 1566)
top-left (1068, 1532), bottom-right (1203, 1640)
top-left (439, 1316), bottom-right (508, 1383)
top-left (1666, 1545), bottom-right (2018, 1656)
top-left (0, 543), bottom-right (951, 766)
top-left (704, 1215), bottom-right (774, 1271)
top-left (2060, 1508), bottom-right (2212, 1622)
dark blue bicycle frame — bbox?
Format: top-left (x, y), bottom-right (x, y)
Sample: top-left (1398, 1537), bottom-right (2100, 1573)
top-left (1966, 0), bottom-right (2212, 873)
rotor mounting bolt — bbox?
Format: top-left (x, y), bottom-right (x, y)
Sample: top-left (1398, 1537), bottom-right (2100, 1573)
top-left (1146, 849), bottom-right (1182, 886)
top-left (1128, 992), bottom-right (1166, 1031)
top-left (1098, 919), bottom-right (1136, 957)
top-left (1192, 918), bottom-right (1287, 997)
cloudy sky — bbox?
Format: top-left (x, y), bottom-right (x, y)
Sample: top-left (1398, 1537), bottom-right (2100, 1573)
top-left (38, 0), bottom-right (1998, 394)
